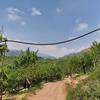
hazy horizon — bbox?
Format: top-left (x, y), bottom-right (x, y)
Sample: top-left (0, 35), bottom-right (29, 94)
top-left (0, 0), bottom-right (100, 57)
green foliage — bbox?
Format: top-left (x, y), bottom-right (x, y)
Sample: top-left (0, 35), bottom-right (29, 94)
top-left (0, 41), bottom-right (100, 99)
top-left (67, 63), bottom-right (100, 100)
top-left (67, 79), bottom-right (100, 100)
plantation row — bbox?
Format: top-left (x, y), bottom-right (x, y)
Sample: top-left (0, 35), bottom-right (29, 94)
top-left (0, 34), bottom-right (100, 99)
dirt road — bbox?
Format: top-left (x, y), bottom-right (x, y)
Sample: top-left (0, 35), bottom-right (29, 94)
top-left (4, 75), bottom-right (87, 100)
top-left (26, 75), bottom-right (88, 100)
top-left (27, 80), bottom-right (68, 100)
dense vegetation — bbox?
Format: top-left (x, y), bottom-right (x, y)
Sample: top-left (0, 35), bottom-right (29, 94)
top-left (0, 34), bottom-right (100, 99)
top-left (67, 64), bottom-right (100, 100)
top-left (67, 42), bottom-right (100, 100)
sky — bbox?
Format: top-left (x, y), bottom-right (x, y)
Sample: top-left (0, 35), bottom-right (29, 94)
top-left (0, 0), bottom-right (100, 57)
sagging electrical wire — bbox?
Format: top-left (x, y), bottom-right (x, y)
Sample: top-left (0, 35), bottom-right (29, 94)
top-left (1, 28), bottom-right (100, 45)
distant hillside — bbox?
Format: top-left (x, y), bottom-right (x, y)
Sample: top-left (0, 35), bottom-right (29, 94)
top-left (6, 50), bottom-right (21, 56)
top-left (6, 50), bottom-right (56, 59)
top-left (38, 53), bottom-right (56, 59)
top-left (61, 48), bottom-right (89, 59)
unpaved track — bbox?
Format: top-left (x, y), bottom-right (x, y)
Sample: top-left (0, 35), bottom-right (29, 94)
top-left (27, 80), bottom-right (67, 100)
top-left (26, 75), bottom-right (88, 100)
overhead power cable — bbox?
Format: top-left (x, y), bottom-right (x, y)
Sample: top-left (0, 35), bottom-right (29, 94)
top-left (1, 28), bottom-right (100, 45)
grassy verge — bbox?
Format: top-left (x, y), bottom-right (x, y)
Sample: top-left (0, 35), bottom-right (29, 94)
top-left (67, 64), bottom-right (100, 100)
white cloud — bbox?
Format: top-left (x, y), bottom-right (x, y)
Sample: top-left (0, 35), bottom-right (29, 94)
top-left (7, 8), bottom-right (24, 14)
top-left (8, 13), bottom-right (21, 21)
top-left (67, 36), bottom-right (76, 40)
top-left (56, 8), bottom-right (63, 13)
top-left (32, 8), bottom-right (42, 16)
top-left (21, 21), bottom-right (26, 26)
top-left (7, 42), bottom-right (87, 58)
top-left (76, 22), bottom-right (89, 32)
top-left (6, 7), bottom-right (24, 21)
